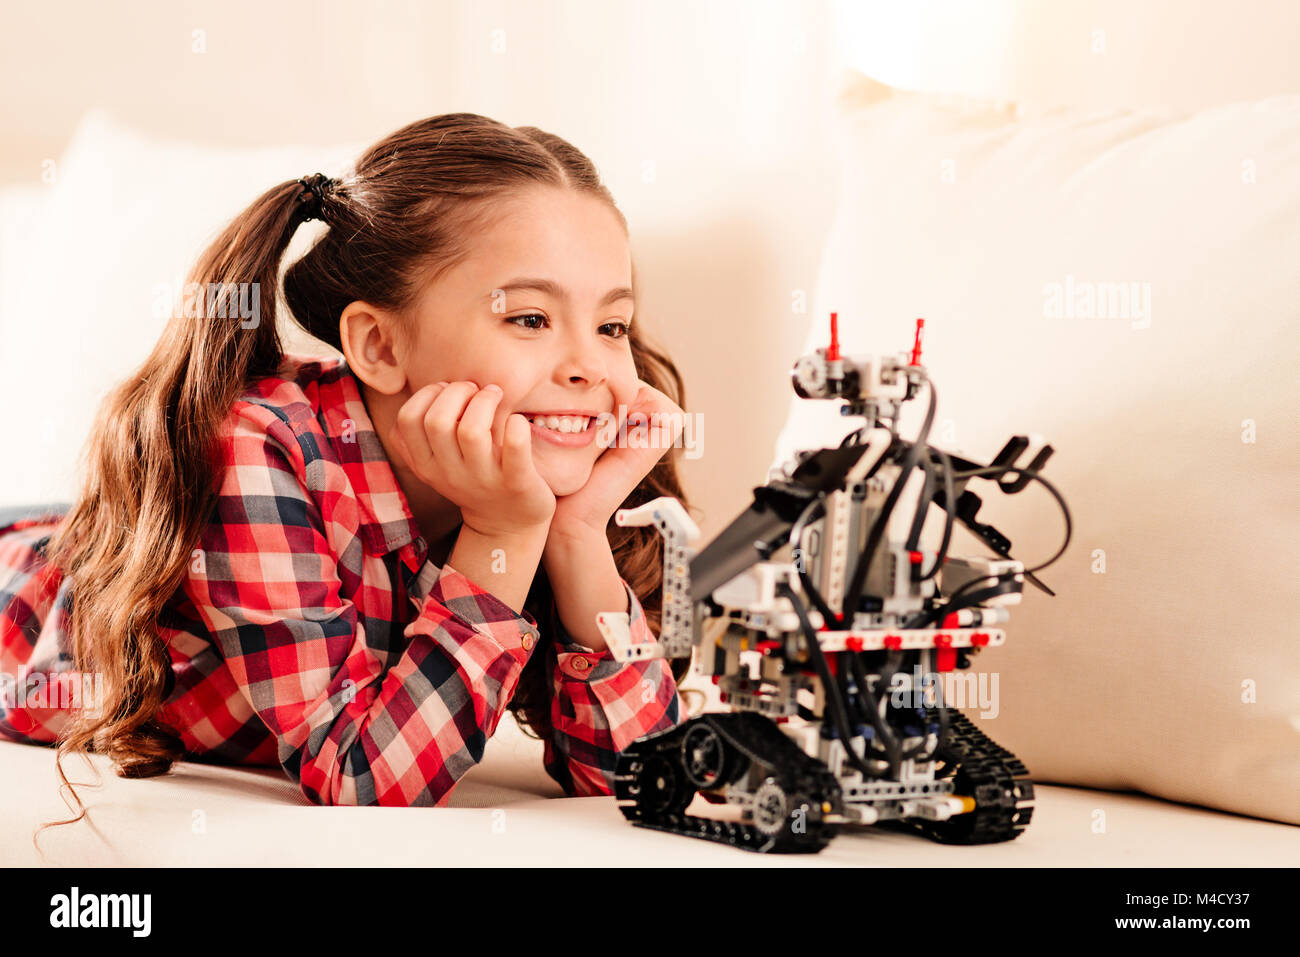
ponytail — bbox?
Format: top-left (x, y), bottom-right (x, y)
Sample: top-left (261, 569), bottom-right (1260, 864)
top-left (41, 178), bottom-right (319, 833)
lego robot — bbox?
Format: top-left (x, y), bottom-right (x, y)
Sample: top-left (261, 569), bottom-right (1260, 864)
top-left (594, 314), bottom-right (1072, 853)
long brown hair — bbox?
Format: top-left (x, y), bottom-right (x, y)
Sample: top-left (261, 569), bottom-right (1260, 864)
top-left (40, 113), bottom-right (701, 837)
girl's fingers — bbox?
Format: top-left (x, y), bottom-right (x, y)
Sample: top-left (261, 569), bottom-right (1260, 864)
top-left (499, 413), bottom-right (536, 490)
top-left (654, 409), bottom-right (684, 448)
top-left (457, 385), bottom-right (504, 475)
top-left (392, 382), bottom-right (446, 474)
top-left (388, 419), bottom-right (412, 469)
top-left (423, 381), bottom-right (476, 473)
top-left (614, 403), bottom-right (683, 458)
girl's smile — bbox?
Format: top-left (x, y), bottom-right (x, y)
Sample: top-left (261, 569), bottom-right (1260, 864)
top-left (522, 412), bottom-right (600, 448)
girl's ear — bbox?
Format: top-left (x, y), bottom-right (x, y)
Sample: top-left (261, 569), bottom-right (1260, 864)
top-left (339, 300), bottom-right (409, 395)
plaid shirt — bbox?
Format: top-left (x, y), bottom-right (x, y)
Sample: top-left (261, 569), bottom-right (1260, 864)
top-left (0, 355), bottom-right (684, 805)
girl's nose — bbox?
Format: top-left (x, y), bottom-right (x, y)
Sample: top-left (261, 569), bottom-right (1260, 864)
top-left (559, 338), bottom-right (608, 386)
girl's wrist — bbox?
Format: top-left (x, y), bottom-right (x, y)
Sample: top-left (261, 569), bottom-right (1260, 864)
top-left (541, 523), bottom-right (623, 654)
top-left (448, 523), bottom-right (549, 614)
top-left (543, 519), bottom-right (610, 563)
top-left (542, 523), bottom-right (612, 597)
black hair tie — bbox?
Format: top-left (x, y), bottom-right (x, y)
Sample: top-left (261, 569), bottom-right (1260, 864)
top-left (295, 173), bottom-right (334, 222)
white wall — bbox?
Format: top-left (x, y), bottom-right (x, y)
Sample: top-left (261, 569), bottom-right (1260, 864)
top-left (0, 0), bottom-right (843, 536)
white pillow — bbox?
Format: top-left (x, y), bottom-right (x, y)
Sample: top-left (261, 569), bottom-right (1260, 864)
top-left (0, 180), bottom-right (49, 416)
top-left (0, 182), bottom-right (47, 315)
top-left (830, 0), bottom-right (1300, 113)
top-left (773, 75), bottom-right (1300, 825)
top-left (0, 109), bottom-right (360, 506)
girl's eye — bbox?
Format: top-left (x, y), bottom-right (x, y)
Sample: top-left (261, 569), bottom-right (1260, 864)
top-left (507, 314), bottom-right (631, 339)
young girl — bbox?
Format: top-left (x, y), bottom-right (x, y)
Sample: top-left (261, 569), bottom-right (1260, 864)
top-left (0, 112), bottom-right (698, 824)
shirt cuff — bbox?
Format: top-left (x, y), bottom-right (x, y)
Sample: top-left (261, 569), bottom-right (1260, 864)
top-left (553, 578), bottom-right (657, 682)
top-left (406, 562), bottom-right (542, 655)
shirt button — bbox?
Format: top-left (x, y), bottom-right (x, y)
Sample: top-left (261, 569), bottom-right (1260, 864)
top-left (571, 657), bottom-right (589, 671)
top-left (521, 633), bottom-right (535, 651)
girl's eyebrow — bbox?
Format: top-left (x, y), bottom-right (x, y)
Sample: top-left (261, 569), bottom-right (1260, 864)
top-left (490, 277), bottom-right (635, 309)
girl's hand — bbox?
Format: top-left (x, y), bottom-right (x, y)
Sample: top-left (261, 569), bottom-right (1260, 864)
top-left (550, 380), bottom-right (685, 539)
top-left (388, 381), bottom-right (556, 538)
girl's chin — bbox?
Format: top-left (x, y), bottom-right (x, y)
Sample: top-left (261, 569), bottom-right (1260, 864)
top-left (535, 462), bottom-right (593, 498)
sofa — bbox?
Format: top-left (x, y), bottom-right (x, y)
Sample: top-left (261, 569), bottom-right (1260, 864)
top-left (5, 708), bottom-right (1294, 866)
top-left (2, 2), bottom-right (1297, 867)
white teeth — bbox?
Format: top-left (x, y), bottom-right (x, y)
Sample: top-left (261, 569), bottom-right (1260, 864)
top-left (527, 415), bottom-right (590, 433)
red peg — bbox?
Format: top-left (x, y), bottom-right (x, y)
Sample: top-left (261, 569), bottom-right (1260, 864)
top-left (910, 318), bottom-right (925, 366)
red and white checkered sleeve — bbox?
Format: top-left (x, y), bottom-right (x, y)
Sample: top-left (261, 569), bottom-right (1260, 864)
top-left (0, 520), bottom-right (79, 745)
top-left (186, 404), bottom-right (541, 807)
top-left (541, 580), bottom-right (686, 797)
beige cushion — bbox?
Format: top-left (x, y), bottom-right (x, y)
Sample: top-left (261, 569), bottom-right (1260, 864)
top-left (772, 75), bottom-right (1300, 826)
top-left (0, 110), bottom-right (359, 508)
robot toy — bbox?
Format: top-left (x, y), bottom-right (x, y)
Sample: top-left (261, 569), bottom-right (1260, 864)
top-left (595, 315), bottom-right (1072, 853)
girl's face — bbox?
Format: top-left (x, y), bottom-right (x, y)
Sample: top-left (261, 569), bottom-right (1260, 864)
top-left (398, 186), bottom-right (640, 497)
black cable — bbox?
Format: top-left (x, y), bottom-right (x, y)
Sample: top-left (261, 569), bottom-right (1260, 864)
top-left (785, 490), bottom-right (906, 779)
top-left (918, 447), bottom-right (956, 583)
top-left (770, 447), bottom-right (1068, 788)
top-left (841, 373), bottom-right (937, 623)
top-left (905, 451), bottom-right (935, 551)
top-left (783, 489), bottom-right (887, 769)
top-left (851, 644), bottom-right (947, 766)
top-left (784, 439), bottom-right (895, 629)
top-left (871, 647), bottom-right (938, 763)
top-left (847, 647), bottom-right (901, 777)
top-left (903, 446), bottom-right (957, 583)
top-left (787, 494), bottom-right (913, 777)
top-left (776, 580), bottom-right (883, 783)
top-left (903, 463), bottom-right (1072, 630)
top-left (905, 648), bottom-right (949, 762)
top-left (786, 495), bottom-right (840, 627)
top-left (871, 646), bottom-right (948, 763)
top-left (950, 463), bottom-right (1072, 579)
top-left (780, 396), bottom-right (948, 776)
top-left (906, 580), bottom-right (1016, 630)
